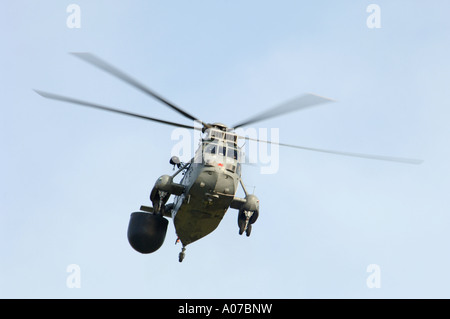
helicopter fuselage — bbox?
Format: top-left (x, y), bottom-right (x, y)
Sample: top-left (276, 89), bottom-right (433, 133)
top-left (170, 126), bottom-right (242, 246)
top-left (134, 125), bottom-right (260, 261)
top-left (172, 161), bottom-right (240, 246)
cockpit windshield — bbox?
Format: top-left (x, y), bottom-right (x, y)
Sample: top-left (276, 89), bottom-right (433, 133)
top-left (204, 142), bottom-right (217, 155)
top-left (208, 130), bottom-right (224, 141)
top-left (205, 128), bottom-right (238, 143)
top-left (218, 146), bottom-right (226, 157)
top-left (198, 128), bottom-right (240, 173)
top-left (227, 147), bottom-right (238, 160)
top-left (201, 141), bottom-right (240, 163)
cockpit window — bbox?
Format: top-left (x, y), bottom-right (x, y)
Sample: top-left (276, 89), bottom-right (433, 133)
top-left (218, 146), bottom-right (226, 157)
top-left (201, 137), bottom-right (240, 166)
top-left (209, 130), bottom-right (224, 140)
top-left (204, 143), bottom-right (217, 155)
top-left (225, 133), bottom-right (237, 142)
top-left (227, 148), bottom-right (238, 160)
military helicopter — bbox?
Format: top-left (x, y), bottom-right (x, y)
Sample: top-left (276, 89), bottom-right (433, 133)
top-left (35, 53), bottom-right (423, 262)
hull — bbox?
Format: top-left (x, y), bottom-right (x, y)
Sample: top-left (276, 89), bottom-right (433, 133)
top-left (172, 163), bottom-right (238, 246)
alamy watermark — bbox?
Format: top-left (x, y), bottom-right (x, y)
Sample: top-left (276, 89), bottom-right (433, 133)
top-left (66, 4), bottom-right (81, 29)
top-left (366, 264), bottom-right (381, 288)
top-left (366, 4), bottom-right (381, 29)
top-left (170, 124), bottom-right (280, 175)
top-left (66, 264), bottom-right (81, 288)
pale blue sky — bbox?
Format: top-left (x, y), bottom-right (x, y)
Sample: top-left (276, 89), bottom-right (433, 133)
top-left (1, 1), bottom-right (450, 298)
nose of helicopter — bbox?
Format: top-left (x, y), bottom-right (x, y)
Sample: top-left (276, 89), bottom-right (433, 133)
top-left (214, 166), bottom-right (236, 195)
top-left (196, 164), bottom-right (237, 196)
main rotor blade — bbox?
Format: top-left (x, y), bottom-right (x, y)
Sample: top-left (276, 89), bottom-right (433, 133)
top-left (240, 135), bottom-right (423, 165)
top-left (232, 93), bottom-right (335, 129)
top-left (70, 52), bottom-right (209, 128)
top-left (34, 90), bottom-right (199, 130)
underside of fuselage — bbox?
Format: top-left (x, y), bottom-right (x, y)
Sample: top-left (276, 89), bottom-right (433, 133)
top-left (172, 163), bottom-right (238, 246)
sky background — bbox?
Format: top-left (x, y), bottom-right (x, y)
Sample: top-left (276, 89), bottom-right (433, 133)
top-left (1, 1), bottom-right (450, 298)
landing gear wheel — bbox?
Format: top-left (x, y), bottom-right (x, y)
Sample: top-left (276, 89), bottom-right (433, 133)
top-left (238, 210), bottom-right (253, 236)
top-left (245, 224), bottom-right (252, 237)
top-left (179, 247), bottom-right (186, 263)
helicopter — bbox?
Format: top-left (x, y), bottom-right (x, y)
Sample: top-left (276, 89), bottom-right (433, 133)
top-left (35, 53), bottom-right (423, 262)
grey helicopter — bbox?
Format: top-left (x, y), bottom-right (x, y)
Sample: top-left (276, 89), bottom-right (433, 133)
top-left (35, 53), bottom-right (423, 262)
